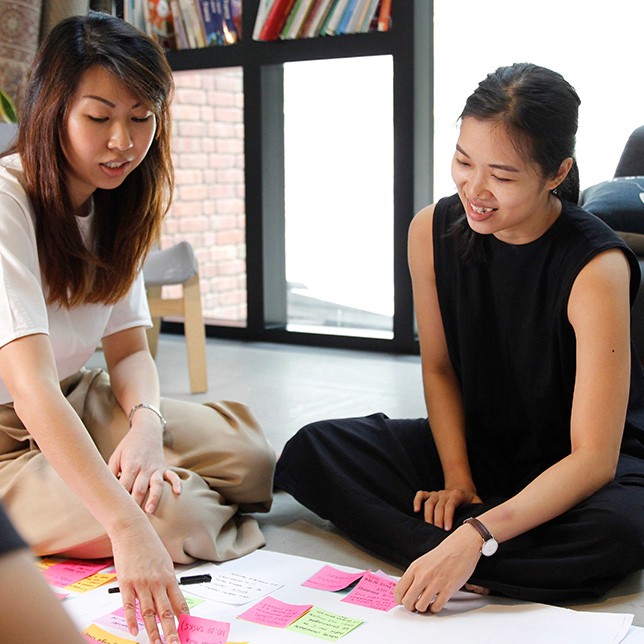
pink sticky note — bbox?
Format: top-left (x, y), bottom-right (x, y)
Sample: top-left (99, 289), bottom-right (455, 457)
top-left (302, 565), bottom-right (365, 592)
top-left (237, 596), bottom-right (312, 628)
top-left (177, 614), bottom-right (230, 644)
top-left (42, 558), bottom-right (113, 588)
top-left (341, 571), bottom-right (398, 611)
top-left (96, 606), bottom-right (145, 634)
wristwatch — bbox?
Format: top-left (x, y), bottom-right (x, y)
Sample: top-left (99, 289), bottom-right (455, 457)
top-left (463, 517), bottom-right (498, 556)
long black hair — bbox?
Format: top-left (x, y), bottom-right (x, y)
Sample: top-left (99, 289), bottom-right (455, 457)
top-left (449, 63), bottom-right (581, 261)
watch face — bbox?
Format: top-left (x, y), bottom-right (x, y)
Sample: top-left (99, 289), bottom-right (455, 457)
top-left (482, 538), bottom-right (498, 556)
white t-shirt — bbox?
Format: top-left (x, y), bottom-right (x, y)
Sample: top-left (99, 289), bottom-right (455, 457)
top-left (0, 154), bottom-right (151, 404)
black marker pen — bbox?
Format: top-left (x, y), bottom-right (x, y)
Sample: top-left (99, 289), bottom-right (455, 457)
top-left (108, 573), bottom-right (212, 594)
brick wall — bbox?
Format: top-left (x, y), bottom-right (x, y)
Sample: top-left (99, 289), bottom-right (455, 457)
top-left (163, 67), bottom-right (246, 325)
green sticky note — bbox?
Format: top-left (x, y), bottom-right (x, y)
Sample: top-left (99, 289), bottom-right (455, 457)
top-left (184, 594), bottom-right (207, 609)
top-left (286, 607), bottom-right (363, 641)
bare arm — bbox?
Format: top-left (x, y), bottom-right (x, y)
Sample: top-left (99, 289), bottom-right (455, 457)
top-left (475, 248), bottom-right (630, 541)
top-left (102, 326), bottom-right (182, 514)
top-left (0, 334), bottom-right (146, 537)
top-left (103, 325), bottom-right (162, 418)
top-left (0, 547), bottom-right (85, 644)
top-left (408, 204), bottom-right (481, 529)
top-left (0, 334), bottom-right (188, 642)
top-left (396, 248), bottom-right (632, 612)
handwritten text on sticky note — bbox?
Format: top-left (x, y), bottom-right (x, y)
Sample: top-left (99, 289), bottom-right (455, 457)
top-left (237, 596), bottom-right (312, 628)
top-left (67, 572), bottom-right (117, 593)
top-left (341, 571), bottom-right (398, 611)
top-left (83, 623), bottom-right (137, 644)
top-left (183, 571), bottom-right (281, 605)
top-left (96, 606), bottom-right (141, 634)
top-left (43, 558), bottom-right (112, 588)
top-left (178, 614), bottom-right (230, 644)
top-left (287, 607), bottom-right (364, 641)
top-left (302, 565), bottom-right (365, 592)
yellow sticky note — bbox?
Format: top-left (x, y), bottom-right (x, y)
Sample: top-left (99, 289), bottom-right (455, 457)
top-left (35, 557), bottom-right (59, 570)
top-left (67, 572), bottom-right (117, 593)
top-left (83, 623), bottom-right (137, 643)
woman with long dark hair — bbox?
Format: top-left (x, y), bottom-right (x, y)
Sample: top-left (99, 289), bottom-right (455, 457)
top-left (276, 63), bottom-right (644, 611)
top-left (0, 13), bottom-right (274, 642)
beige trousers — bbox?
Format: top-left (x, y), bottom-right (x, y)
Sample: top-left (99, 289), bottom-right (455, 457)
top-left (0, 368), bottom-right (276, 564)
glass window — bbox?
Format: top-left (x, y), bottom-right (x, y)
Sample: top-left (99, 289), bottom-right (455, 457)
top-left (283, 56), bottom-right (394, 339)
top-left (433, 1), bottom-right (644, 200)
top-left (166, 67), bottom-right (246, 327)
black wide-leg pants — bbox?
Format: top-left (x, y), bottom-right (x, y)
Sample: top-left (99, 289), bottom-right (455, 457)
top-left (274, 413), bottom-right (644, 603)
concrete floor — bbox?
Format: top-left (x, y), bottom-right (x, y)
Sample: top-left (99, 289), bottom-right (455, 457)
top-left (88, 334), bottom-right (644, 630)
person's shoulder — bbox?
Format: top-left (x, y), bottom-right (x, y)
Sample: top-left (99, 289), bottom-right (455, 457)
top-left (0, 155), bottom-right (36, 237)
top-left (411, 194), bottom-right (460, 233)
top-left (558, 199), bottom-right (639, 297)
top-left (0, 153), bottom-right (23, 177)
top-left (411, 202), bottom-right (436, 228)
top-left (0, 154), bottom-right (28, 204)
top-left (560, 199), bottom-right (622, 244)
top-left (410, 200), bottom-right (443, 245)
top-left (409, 203), bottom-right (438, 271)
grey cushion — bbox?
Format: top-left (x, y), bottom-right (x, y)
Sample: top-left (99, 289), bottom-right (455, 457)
top-left (142, 241), bottom-right (198, 287)
top-left (579, 177), bottom-right (644, 235)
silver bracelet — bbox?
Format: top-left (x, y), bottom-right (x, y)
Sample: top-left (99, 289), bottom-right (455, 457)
top-left (128, 403), bottom-right (167, 430)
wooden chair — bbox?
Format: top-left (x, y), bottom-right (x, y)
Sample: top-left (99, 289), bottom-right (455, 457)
top-left (143, 241), bottom-right (208, 393)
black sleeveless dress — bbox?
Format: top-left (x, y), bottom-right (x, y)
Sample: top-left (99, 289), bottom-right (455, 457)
top-left (275, 194), bottom-right (644, 602)
top-left (433, 193), bottom-right (644, 498)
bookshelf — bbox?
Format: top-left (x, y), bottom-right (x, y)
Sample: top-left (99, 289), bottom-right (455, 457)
top-left (121, 0), bottom-right (432, 354)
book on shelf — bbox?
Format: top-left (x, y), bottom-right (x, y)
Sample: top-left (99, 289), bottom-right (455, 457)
top-left (299, 0), bottom-right (327, 37)
top-left (252, 0), bottom-right (274, 40)
top-left (133, 0), bottom-right (177, 51)
top-left (335, 0), bottom-right (359, 35)
top-left (198, 0), bottom-right (224, 45)
top-left (312, 0), bottom-right (340, 36)
top-left (377, 0), bottom-right (391, 32)
top-left (231, 0), bottom-right (243, 38)
top-left (357, 0), bottom-right (380, 32)
top-left (170, 0), bottom-right (190, 48)
top-left (258, 0), bottom-right (297, 41)
top-left (320, 0), bottom-right (349, 35)
top-left (254, 0), bottom-right (386, 40)
top-left (125, 0), bottom-right (241, 51)
top-left (219, 0), bottom-right (240, 44)
top-left (280, 0), bottom-right (312, 39)
top-left (178, 0), bottom-right (206, 48)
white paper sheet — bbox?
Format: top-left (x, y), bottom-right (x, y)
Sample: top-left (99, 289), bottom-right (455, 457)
top-left (61, 549), bottom-right (640, 643)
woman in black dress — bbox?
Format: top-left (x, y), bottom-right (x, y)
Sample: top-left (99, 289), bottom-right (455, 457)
top-left (275, 63), bottom-right (644, 612)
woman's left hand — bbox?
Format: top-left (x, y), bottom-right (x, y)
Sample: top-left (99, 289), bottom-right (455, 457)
top-left (394, 525), bottom-right (482, 613)
top-left (108, 420), bottom-right (182, 514)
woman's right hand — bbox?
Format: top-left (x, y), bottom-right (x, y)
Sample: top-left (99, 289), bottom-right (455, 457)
top-left (110, 523), bottom-right (190, 644)
top-left (109, 421), bottom-right (182, 515)
top-left (414, 488), bottom-right (482, 531)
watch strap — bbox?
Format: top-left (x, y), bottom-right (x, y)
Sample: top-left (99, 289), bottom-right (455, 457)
top-left (463, 516), bottom-right (494, 542)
